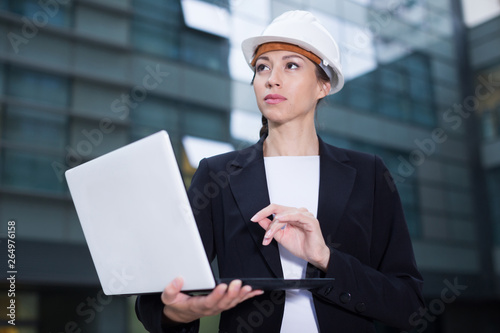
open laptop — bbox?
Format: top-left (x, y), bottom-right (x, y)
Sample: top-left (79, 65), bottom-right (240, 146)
top-left (65, 130), bottom-right (334, 295)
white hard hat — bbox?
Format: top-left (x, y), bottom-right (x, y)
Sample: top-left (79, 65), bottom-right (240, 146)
top-left (242, 10), bottom-right (344, 95)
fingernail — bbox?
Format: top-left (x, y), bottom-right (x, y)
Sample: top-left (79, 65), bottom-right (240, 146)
top-left (219, 284), bottom-right (228, 294)
top-left (265, 230), bottom-right (272, 238)
top-left (250, 214), bottom-right (258, 222)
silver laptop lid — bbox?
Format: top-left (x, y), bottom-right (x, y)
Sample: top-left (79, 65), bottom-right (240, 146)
top-left (65, 131), bottom-right (216, 295)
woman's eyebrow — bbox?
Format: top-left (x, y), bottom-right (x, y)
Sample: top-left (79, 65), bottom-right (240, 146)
top-left (255, 55), bottom-right (269, 63)
top-left (255, 54), bottom-right (305, 63)
top-left (282, 54), bottom-right (305, 61)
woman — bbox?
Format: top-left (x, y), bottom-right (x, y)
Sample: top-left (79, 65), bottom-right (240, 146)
top-left (136, 10), bottom-right (424, 333)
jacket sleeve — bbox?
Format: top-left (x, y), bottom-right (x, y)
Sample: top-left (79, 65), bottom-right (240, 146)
top-left (311, 155), bottom-right (425, 330)
top-left (135, 159), bottom-right (214, 333)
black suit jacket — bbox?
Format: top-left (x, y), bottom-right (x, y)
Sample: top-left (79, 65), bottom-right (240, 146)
top-left (136, 136), bottom-right (424, 333)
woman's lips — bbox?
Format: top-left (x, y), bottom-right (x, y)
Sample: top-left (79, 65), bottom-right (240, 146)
top-left (264, 94), bottom-right (287, 104)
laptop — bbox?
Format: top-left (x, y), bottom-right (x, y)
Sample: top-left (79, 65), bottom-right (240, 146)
top-left (65, 130), bottom-right (334, 295)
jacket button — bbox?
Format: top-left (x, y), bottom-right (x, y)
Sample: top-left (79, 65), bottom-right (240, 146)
top-left (324, 286), bottom-right (333, 296)
top-left (355, 302), bottom-right (366, 313)
top-left (339, 292), bottom-right (351, 304)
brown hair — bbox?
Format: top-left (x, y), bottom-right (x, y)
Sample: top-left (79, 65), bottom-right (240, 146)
top-left (258, 63), bottom-right (331, 137)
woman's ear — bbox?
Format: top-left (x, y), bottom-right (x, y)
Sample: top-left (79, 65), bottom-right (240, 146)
top-left (318, 81), bottom-right (331, 99)
top-left (323, 82), bottom-right (331, 94)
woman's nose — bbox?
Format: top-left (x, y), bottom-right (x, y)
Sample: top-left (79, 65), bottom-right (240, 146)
top-left (266, 69), bottom-right (282, 88)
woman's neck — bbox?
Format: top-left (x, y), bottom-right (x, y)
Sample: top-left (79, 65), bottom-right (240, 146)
top-left (263, 124), bottom-right (319, 157)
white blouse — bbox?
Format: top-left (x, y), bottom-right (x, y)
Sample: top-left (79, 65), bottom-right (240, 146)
top-left (264, 155), bottom-right (321, 333)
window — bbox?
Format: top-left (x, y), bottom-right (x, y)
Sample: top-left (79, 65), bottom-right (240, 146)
top-left (379, 91), bottom-right (402, 119)
top-left (131, 18), bottom-right (180, 59)
top-left (409, 76), bottom-right (432, 101)
top-left (131, 0), bottom-right (230, 75)
top-left (486, 167), bottom-right (500, 245)
top-left (131, 97), bottom-right (179, 132)
top-left (131, 0), bottom-right (182, 59)
top-left (402, 52), bottom-right (431, 79)
top-left (379, 67), bottom-right (406, 93)
top-left (2, 106), bottom-right (66, 150)
top-left (1, 149), bottom-right (66, 193)
top-left (181, 31), bottom-right (229, 74)
top-left (335, 51), bottom-right (436, 128)
top-left (132, 0), bottom-right (182, 25)
top-left (6, 66), bottom-right (70, 107)
top-left (478, 67), bottom-right (500, 140)
top-left (482, 108), bottom-right (500, 139)
top-left (181, 106), bottom-right (229, 142)
top-left (3, 0), bottom-right (72, 28)
top-left (346, 84), bottom-right (375, 112)
top-left (198, 0), bottom-right (229, 7)
top-left (412, 102), bottom-right (435, 127)
top-left (1, 67), bottom-right (70, 193)
top-left (0, 62), bottom-right (4, 96)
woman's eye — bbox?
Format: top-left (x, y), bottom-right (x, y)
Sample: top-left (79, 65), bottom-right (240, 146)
top-left (256, 64), bottom-right (269, 72)
top-left (286, 62), bottom-right (299, 69)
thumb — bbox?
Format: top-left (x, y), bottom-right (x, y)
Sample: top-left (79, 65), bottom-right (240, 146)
top-left (161, 276), bottom-right (184, 305)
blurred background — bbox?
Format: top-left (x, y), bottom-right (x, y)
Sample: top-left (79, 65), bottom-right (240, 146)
top-left (0, 0), bottom-right (500, 332)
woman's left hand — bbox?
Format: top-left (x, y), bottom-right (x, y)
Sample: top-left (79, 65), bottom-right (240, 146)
top-left (251, 204), bottom-right (330, 272)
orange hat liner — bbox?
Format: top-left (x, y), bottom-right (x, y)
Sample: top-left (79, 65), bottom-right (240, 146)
top-left (251, 42), bottom-right (322, 67)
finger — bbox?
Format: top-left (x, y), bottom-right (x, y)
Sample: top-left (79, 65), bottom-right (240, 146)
top-left (239, 284), bottom-right (253, 296)
top-left (217, 280), bottom-right (243, 309)
top-left (161, 276), bottom-right (184, 305)
top-left (228, 280), bottom-right (244, 303)
top-left (223, 280), bottom-right (243, 309)
top-left (227, 279), bottom-right (243, 298)
top-left (250, 203), bottom-right (285, 222)
top-left (242, 289), bottom-right (265, 302)
top-left (203, 283), bottom-right (228, 308)
top-left (187, 283), bottom-right (228, 317)
top-left (214, 282), bottom-right (263, 312)
top-left (263, 219), bottom-right (287, 246)
top-left (226, 281), bottom-right (260, 309)
top-left (274, 211), bottom-right (315, 228)
top-left (238, 285), bottom-right (262, 301)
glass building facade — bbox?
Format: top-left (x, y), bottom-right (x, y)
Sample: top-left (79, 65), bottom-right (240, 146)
top-left (0, 0), bottom-right (499, 332)
top-left (469, 10), bottom-right (500, 290)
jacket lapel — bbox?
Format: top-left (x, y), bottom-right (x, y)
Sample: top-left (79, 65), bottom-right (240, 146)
top-left (317, 137), bottom-right (357, 245)
top-left (229, 138), bottom-right (284, 278)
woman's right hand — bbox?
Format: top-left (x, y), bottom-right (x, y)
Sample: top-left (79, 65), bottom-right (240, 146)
top-left (161, 277), bottom-right (264, 324)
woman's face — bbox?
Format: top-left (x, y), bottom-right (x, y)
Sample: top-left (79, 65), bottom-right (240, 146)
top-left (253, 50), bottom-right (329, 128)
